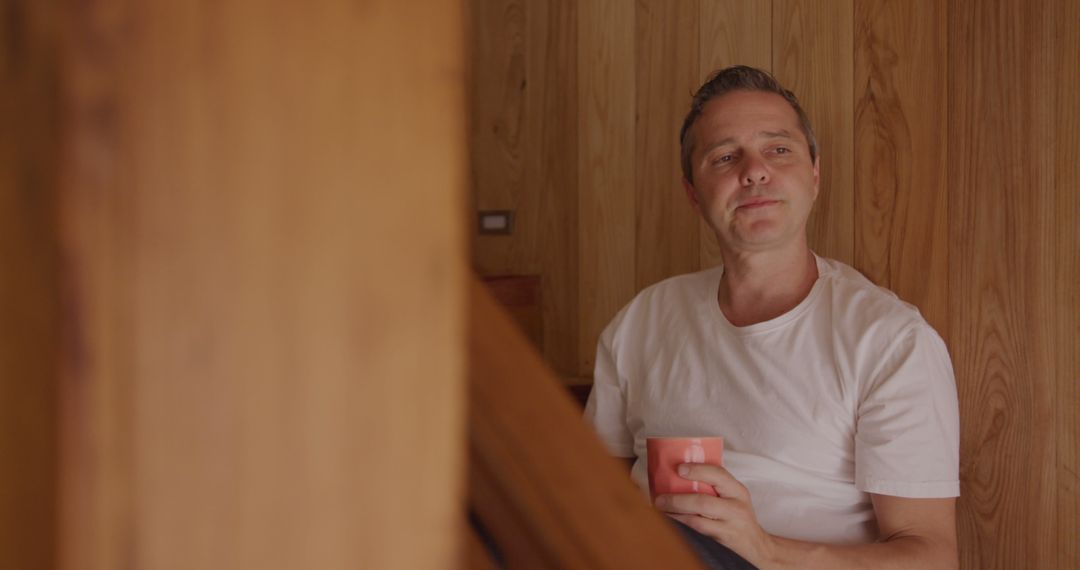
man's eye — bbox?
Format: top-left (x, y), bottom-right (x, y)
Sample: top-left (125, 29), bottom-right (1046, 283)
top-left (712, 154), bottom-right (733, 164)
top-left (774, 147), bottom-right (790, 154)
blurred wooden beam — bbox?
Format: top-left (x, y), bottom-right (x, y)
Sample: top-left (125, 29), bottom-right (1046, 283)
top-left (36, 1), bottom-right (468, 568)
top-left (0, 2), bottom-right (60, 568)
top-left (468, 277), bottom-right (703, 569)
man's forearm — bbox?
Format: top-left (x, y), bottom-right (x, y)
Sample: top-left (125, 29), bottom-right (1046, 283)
top-left (659, 466), bottom-right (959, 570)
top-left (762, 534), bottom-right (958, 570)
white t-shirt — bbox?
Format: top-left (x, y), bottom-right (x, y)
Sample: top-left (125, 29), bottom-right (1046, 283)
top-left (584, 255), bottom-right (960, 545)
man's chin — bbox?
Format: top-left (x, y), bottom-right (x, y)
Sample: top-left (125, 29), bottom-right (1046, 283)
top-left (725, 227), bottom-right (803, 253)
top-left (735, 221), bottom-right (787, 243)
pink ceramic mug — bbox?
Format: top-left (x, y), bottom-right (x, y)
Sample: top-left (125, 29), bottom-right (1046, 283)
top-left (646, 436), bottom-right (724, 501)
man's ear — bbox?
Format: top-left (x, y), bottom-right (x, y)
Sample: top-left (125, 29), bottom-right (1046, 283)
top-left (811, 155), bottom-right (821, 201)
top-left (682, 178), bottom-right (703, 215)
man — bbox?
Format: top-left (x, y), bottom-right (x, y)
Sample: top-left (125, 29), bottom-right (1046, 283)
top-left (584, 66), bottom-right (960, 569)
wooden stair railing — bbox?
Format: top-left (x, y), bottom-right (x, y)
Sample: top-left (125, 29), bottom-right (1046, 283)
top-left (468, 277), bottom-right (704, 569)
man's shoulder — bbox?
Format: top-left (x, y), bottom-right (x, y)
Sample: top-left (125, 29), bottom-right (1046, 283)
top-left (813, 257), bottom-right (952, 391)
top-left (815, 256), bottom-right (929, 331)
top-left (604, 266), bottom-right (721, 334)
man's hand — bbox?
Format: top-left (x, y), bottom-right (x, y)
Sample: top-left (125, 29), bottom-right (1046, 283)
top-left (654, 463), bottom-right (777, 566)
top-left (654, 463), bottom-right (959, 570)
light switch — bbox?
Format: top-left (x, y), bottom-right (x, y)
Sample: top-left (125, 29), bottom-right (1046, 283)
top-left (478, 210), bottom-right (514, 235)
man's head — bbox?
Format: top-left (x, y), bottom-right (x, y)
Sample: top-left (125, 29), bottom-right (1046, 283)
top-left (680, 66), bottom-right (817, 185)
top-left (679, 67), bottom-right (820, 255)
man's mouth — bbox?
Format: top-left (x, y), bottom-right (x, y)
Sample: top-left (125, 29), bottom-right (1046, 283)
top-left (736, 199), bottom-right (780, 210)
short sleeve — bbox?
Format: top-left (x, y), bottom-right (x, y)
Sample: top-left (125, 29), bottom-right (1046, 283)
top-left (854, 324), bottom-right (960, 498)
top-left (583, 319), bottom-right (636, 458)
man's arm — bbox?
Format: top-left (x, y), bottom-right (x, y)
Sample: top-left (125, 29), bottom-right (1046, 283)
top-left (656, 464), bottom-right (958, 570)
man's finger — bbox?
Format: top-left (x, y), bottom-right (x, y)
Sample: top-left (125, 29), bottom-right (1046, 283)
top-left (667, 513), bottom-right (726, 545)
top-left (667, 513), bottom-right (708, 532)
top-left (656, 491), bottom-right (737, 520)
top-left (678, 463), bottom-right (748, 500)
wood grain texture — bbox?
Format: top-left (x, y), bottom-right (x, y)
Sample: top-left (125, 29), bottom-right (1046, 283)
top-left (57, 1), bottom-right (466, 569)
top-left (697, 0), bottom-right (772, 270)
top-left (578, 0), bottom-right (636, 376)
top-left (635, 0), bottom-right (701, 290)
top-left (698, 1), bottom-right (772, 79)
top-left (773, 0), bottom-right (855, 265)
top-left (1055, 1), bottom-right (1080, 567)
top-left (483, 275), bottom-right (543, 350)
top-left (0, 2), bottom-right (59, 568)
top-left (469, 3), bottom-right (1077, 566)
top-left (948, 0), bottom-right (1058, 567)
top-left (527, 0), bottom-right (579, 377)
top-left (853, 0), bottom-right (948, 337)
top-left (470, 0), bottom-right (527, 276)
top-left (468, 278), bottom-right (705, 569)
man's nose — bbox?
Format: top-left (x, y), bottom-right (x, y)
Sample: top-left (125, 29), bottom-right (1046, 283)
top-left (741, 155), bottom-right (769, 185)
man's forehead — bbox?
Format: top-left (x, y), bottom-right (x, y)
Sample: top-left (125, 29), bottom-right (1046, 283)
top-left (693, 93), bottom-right (803, 140)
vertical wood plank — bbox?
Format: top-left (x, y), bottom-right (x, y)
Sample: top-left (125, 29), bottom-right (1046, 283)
top-left (773, 0), bottom-right (855, 265)
top-left (469, 0), bottom-right (527, 276)
top-left (1055, 1), bottom-right (1080, 567)
top-left (949, 0), bottom-right (1057, 567)
top-left (58, 1), bottom-right (466, 569)
top-left (578, 0), bottom-right (635, 376)
top-left (853, 0), bottom-right (948, 337)
top-left (698, 1), bottom-right (772, 78)
top-left (635, 0), bottom-right (701, 290)
top-left (0, 2), bottom-right (59, 568)
top-left (697, 0), bottom-right (772, 269)
top-left (526, 0), bottom-right (579, 376)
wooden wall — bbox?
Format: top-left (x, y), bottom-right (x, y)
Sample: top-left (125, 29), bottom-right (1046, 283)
top-left (948, 1), bottom-right (1078, 568)
top-left (470, 0), bottom-right (864, 378)
top-left (469, 0), bottom-right (1079, 567)
top-left (2, 1), bottom-right (467, 569)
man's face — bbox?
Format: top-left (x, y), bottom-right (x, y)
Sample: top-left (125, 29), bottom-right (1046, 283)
top-left (682, 90), bottom-right (819, 255)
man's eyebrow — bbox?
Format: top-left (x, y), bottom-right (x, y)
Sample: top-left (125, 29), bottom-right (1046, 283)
top-left (700, 130), bottom-right (796, 155)
top-left (760, 129), bottom-right (794, 139)
top-left (699, 137), bottom-right (736, 155)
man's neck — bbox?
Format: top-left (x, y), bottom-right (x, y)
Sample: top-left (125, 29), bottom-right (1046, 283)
top-left (717, 244), bottom-right (818, 327)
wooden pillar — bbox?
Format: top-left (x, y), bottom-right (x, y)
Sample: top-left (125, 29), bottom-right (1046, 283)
top-left (2, 1), bottom-right (466, 568)
top-left (0, 2), bottom-right (61, 568)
